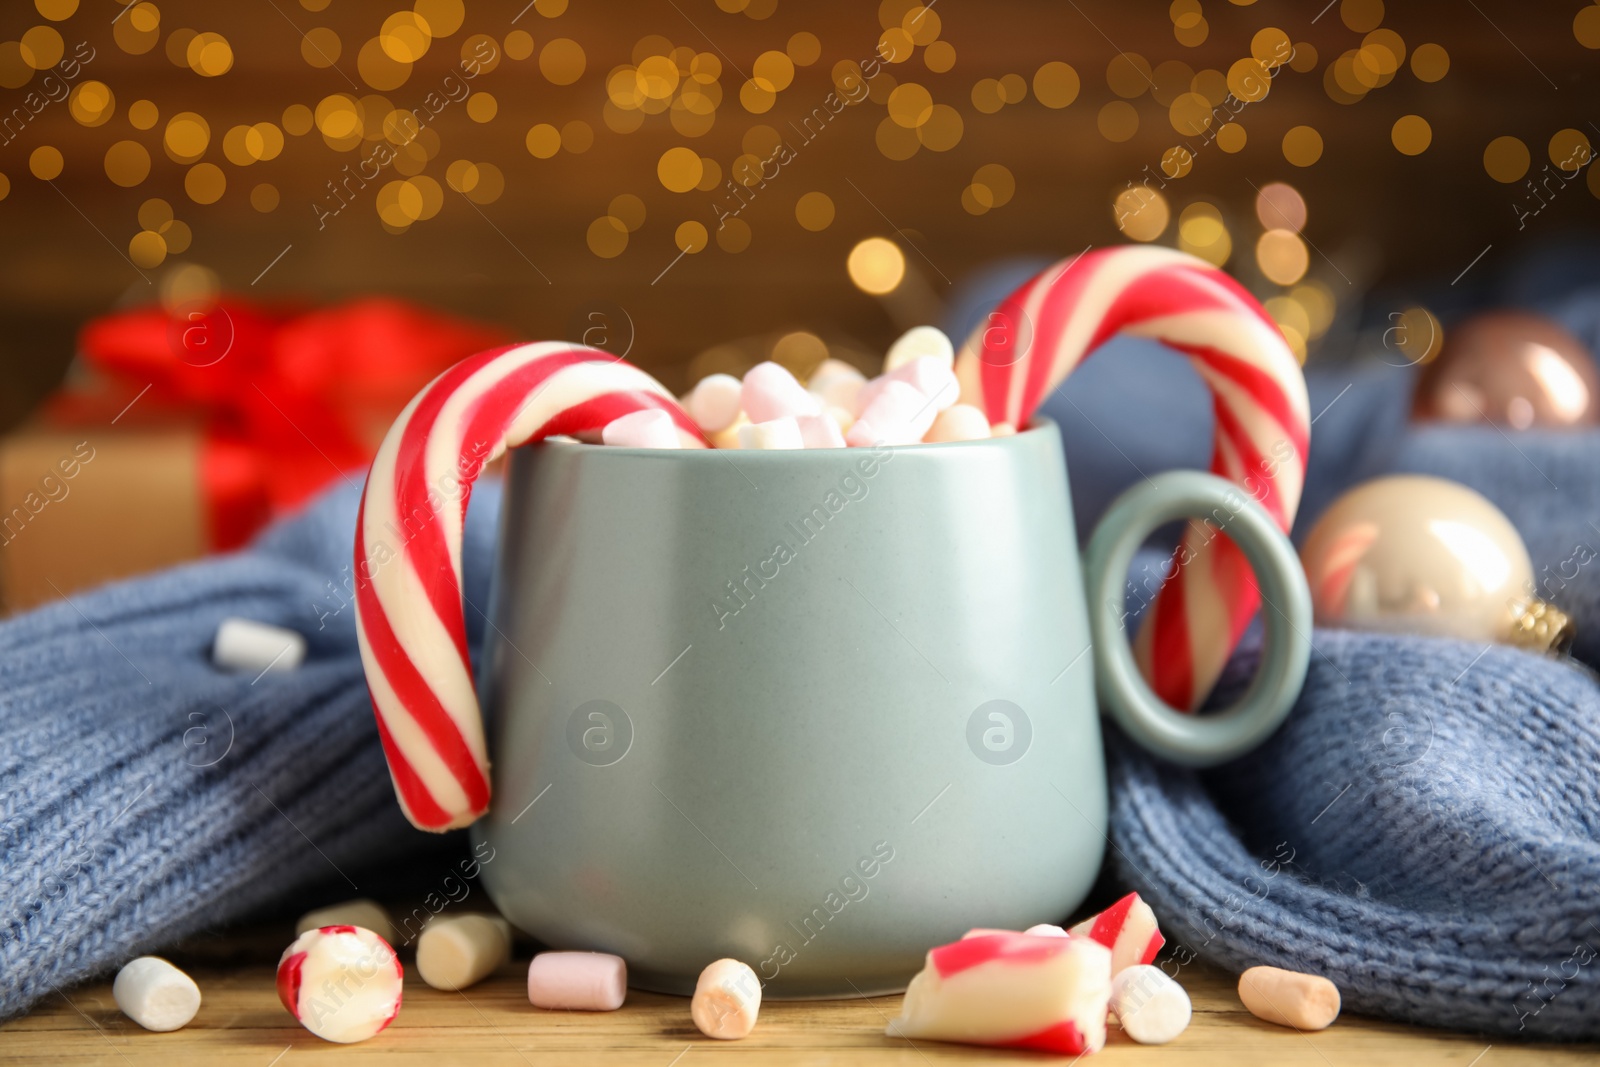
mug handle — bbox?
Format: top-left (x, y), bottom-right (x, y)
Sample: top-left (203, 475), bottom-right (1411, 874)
top-left (1082, 470), bottom-right (1312, 766)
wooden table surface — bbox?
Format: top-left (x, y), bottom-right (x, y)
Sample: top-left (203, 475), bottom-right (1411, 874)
top-left (5, 951), bottom-right (1593, 1066)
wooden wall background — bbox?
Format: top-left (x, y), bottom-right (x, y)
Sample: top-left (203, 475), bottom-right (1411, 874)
top-left (0, 0), bottom-right (1595, 429)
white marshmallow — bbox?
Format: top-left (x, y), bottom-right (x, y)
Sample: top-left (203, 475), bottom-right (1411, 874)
top-left (601, 409), bottom-right (681, 448)
top-left (884, 325), bottom-right (955, 373)
top-left (797, 414), bottom-right (847, 449)
top-left (807, 362), bottom-right (867, 413)
top-left (1111, 964), bottom-right (1192, 1045)
top-left (1023, 923), bottom-right (1070, 938)
top-left (925, 404), bottom-right (993, 443)
top-left (991, 421), bottom-right (1017, 437)
top-left (527, 951), bottom-right (628, 1011)
top-left (296, 899), bottom-right (395, 945)
top-left (416, 915), bottom-right (512, 991)
top-left (113, 957), bottom-right (201, 1032)
top-left (277, 925), bottom-right (403, 1044)
top-left (826, 406), bottom-right (856, 435)
top-left (692, 958), bottom-right (761, 1040)
top-left (685, 373), bottom-right (744, 433)
top-left (737, 417), bottom-right (805, 450)
top-left (742, 361), bottom-right (822, 422)
top-left (213, 618), bottom-right (305, 675)
top-left (846, 380), bottom-right (939, 447)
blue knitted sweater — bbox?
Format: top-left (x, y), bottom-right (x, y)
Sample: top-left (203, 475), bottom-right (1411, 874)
top-left (4, 280), bottom-right (1600, 1036)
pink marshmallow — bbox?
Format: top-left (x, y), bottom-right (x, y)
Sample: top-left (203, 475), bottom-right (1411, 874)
top-left (737, 417), bottom-right (804, 450)
top-left (742, 361), bottom-right (822, 422)
top-left (847, 380), bottom-right (938, 447)
top-left (855, 355), bottom-right (960, 416)
top-left (601, 409), bottom-right (680, 449)
top-left (685, 373), bottom-right (744, 433)
top-left (526, 951), bottom-right (627, 1011)
top-left (797, 413), bottom-right (847, 449)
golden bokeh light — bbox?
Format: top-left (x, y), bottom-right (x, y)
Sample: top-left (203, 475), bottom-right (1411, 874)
top-left (887, 82), bottom-right (933, 128)
top-left (1282, 126), bottom-right (1324, 167)
top-left (876, 116), bottom-right (919, 160)
top-left (188, 32), bottom-right (234, 77)
top-left (1290, 42), bottom-right (1318, 72)
top-left (1178, 201), bottom-right (1231, 266)
top-left (1483, 135), bottom-right (1530, 183)
top-left (1257, 228), bottom-right (1310, 285)
top-left (129, 99), bottom-right (158, 130)
top-left (129, 230), bottom-right (166, 269)
top-left (1168, 92), bottom-right (1212, 135)
top-left (847, 237), bottom-right (905, 293)
top-left (716, 217), bottom-right (752, 252)
top-left (164, 112), bottom-right (210, 164)
top-left (1254, 182), bottom-right (1306, 231)
top-left (160, 219), bottom-right (191, 254)
top-left (1216, 122), bottom-right (1246, 152)
top-left (1340, 0), bottom-right (1384, 33)
top-left (36, 0), bottom-right (78, 21)
top-left (795, 191), bottom-right (835, 231)
top-left (466, 92), bottom-right (497, 122)
top-left (1161, 146), bottom-right (1193, 178)
top-left (1106, 52), bottom-right (1152, 98)
top-left (381, 12), bottom-right (432, 63)
top-left (1115, 186), bottom-right (1170, 241)
top-left (358, 37), bottom-right (411, 90)
top-left (21, 24), bottom-right (64, 69)
top-left (68, 80), bottom-right (114, 126)
top-left (1391, 306), bottom-right (1443, 364)
top-left (997, 74), bottom-right (1026, 104)
top-left (138, 198), bottom-right (172, 230)
top-left (658, 146), bottom-right (703, 192)
top-left (754, 50), bottom-right (794, 92)
top-left (1391, 114), bottom-right (1431, 155)
top-left (972, 163), bottom-right (1015, 208)
top-left (878, 27), bottom-right (914, 64)
top-left (1293, 283), bottom-right (1336, 339)
top-left (1097, 100), bottom-right (1138, 142)
top-left (971, 78), bottom-right (1004, 114)
top-left (1578, 5), bottom-right (1600, 48)
top-left (785, 31), bottom-right (820, 66)
top-left (104, 140), bottom-right (150, 186)
top-left (526, 123), bottom-right (560, 158)
top-left (185, 163), bottom-right (226, 205)
top-left (534, 0), bottom-right (567, 15)
top-left (505, 30), bottom-right (534, 60)
top-left (0, 174), bottom-right (9, 201)
top-left (1151, 59), bottom-right (1193, 106)
top-left (1549, 128), bottom-right (1592, 170)
top-left (917, 104), bottom-right (962, 150)
top-left (740, 79), bottom-right (776, 113)
top-left (415, 0), bottom-right (466, 36)
top-left (1251, 27), bottom-right (1291, 67)
top-left (251, 183), bottom-right (279, 212)
top-left (676, 220), bottom-right (709, 253)
top-left (924, 40), bottom-right (955, 73)
top-left (1174, 14), bottom-right (1209, 46)
top-left (302, 27), bottom-right (341, 68)
top-left (1227, 58), bottom-right (1272, 103)
top-left (1191, 68), bottom-right (1227, 105)
top-left (609, 193), bottom-right (646, 232)
top-left (539, 38), bottom-right (585, 84)
top-left (904, 5), bottom-right (941, 46)
top-left (561, 120), bottom-right (593, 153)
top-left (1033, 61), bottom-right (1079, 108)
top-left (282, 104), bottom-right (313, 136)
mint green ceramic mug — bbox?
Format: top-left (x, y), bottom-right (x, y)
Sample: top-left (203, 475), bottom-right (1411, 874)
top-left (474, 418), bottom-right (1310, 997)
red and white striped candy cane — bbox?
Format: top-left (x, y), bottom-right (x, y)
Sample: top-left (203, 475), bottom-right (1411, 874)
top-left (354, 342), bottom-right (708, 831)
top-left (953, 246), bottom-right (1310, 712)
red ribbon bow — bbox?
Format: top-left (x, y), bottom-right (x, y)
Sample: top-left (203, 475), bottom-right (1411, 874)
top-left (74, 297), bottom-right (509, 549)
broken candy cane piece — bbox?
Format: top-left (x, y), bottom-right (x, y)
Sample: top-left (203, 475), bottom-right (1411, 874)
top-left (277, 926), bottom-right (403, 1044)
top-left (416, 915), bottom-right (512, 991)
top-left (691, 958), bottom-right (762, 1040)
top-left (1068, 891), bottom-right (1165, 975)
top-left (886, 931), bottom-right (1111, 1055)
top-left (213, 618), bottom-right (305, 674)
top-left (1237, 965), bottom-right (1341, 1031)
top-left (113, 957), bottom-right (202, 1032)
top-left (1112, 964), bottom-right (1192, 1044)
top-left (526, 951), bottom-right (628, 1011)
top-left (296, 899), bottom-right (396, 945)
top-left (602, 409), bottom-right (682, 448)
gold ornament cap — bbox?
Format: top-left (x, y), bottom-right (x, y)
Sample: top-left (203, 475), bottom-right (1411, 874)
top-left (1507, 598), bottom-right (1575, 655)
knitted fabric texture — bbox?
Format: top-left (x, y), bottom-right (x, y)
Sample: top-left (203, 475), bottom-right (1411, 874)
top-left (3, 370), bottom-right (1599, 1036)
top-left (0, 480), bottom-right (502, 1020)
